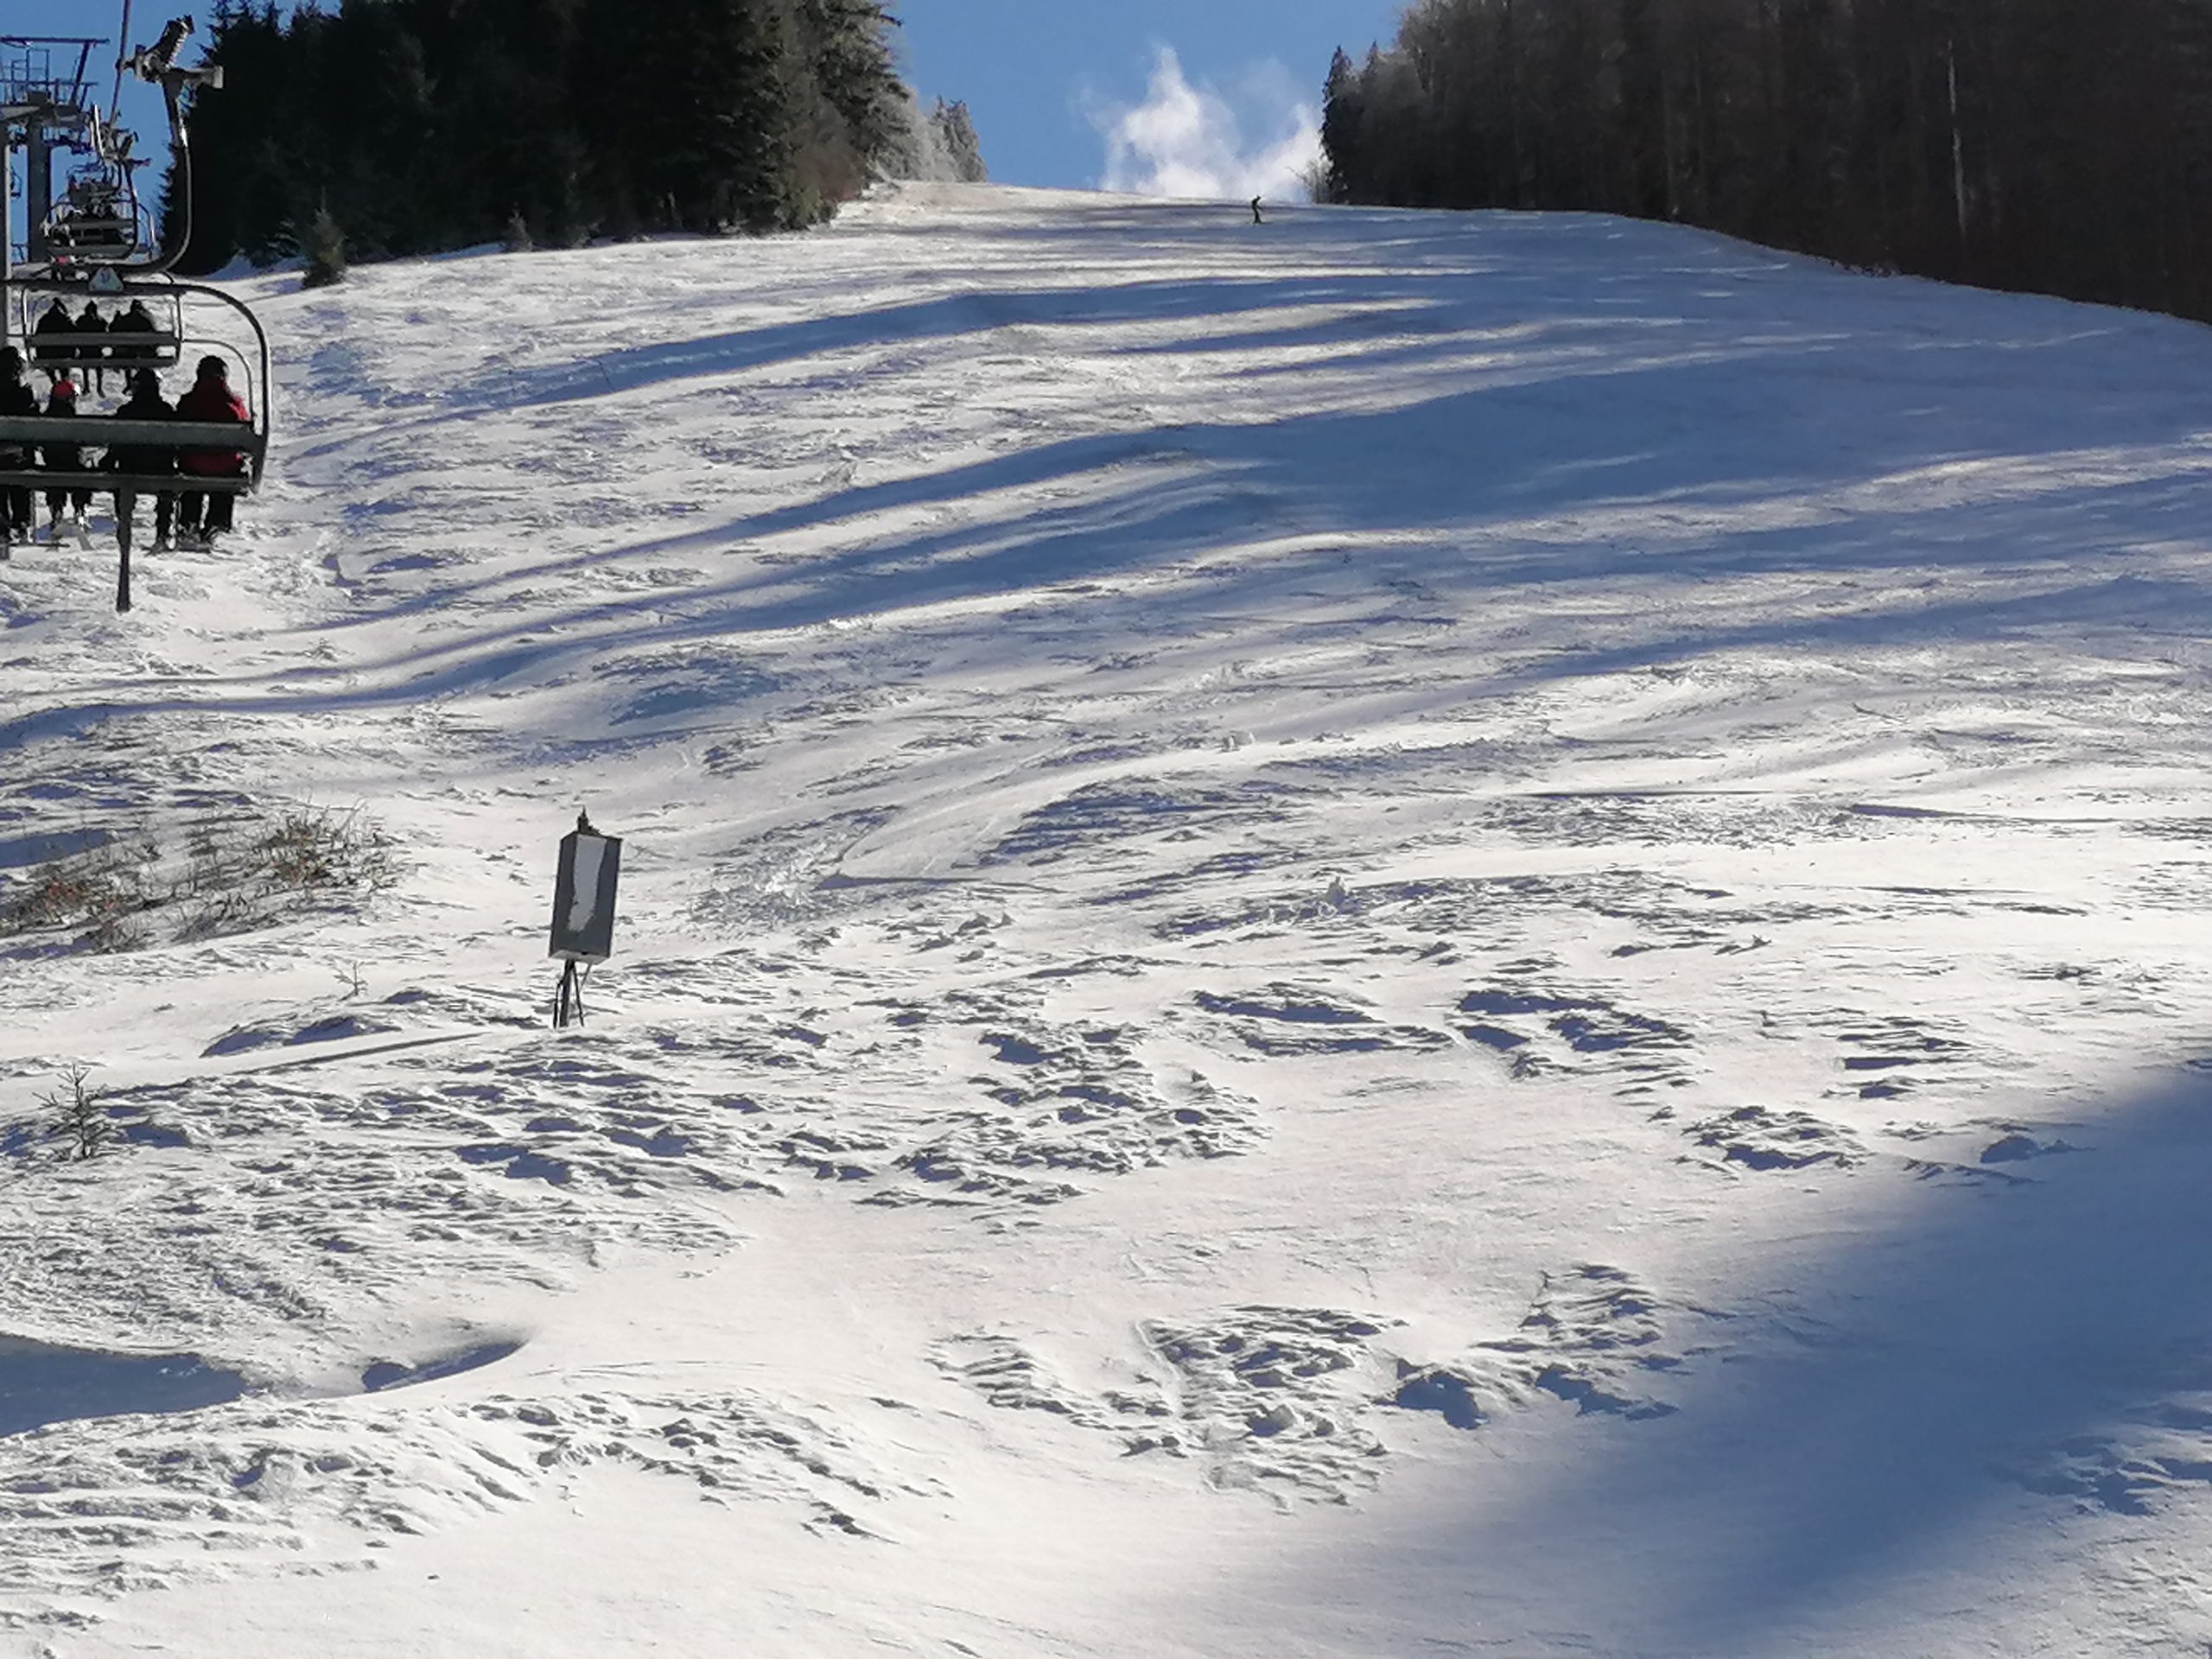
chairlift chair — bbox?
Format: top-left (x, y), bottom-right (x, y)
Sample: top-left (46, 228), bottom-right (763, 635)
top-left (45, 168), bottom-right (141, 261)
top-left (0, 270), bottom-right (270, 612)
top-left (16, 277), bottom-right (182, 372)
top-left (0, 10), bottom-right (275, 613)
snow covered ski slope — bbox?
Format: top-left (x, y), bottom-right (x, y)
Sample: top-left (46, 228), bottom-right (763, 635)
top-left (6, 181), bottom-right (2212, 1656)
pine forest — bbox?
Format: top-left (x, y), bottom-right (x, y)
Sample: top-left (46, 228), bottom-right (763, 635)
top-left (1319, 0), bottom-right (2212, 324)
top-left (172, 0), bottom-right (984, 273)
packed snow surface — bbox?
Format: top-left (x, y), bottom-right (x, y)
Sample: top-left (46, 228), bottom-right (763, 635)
top-left (4, 181), bottom-right (2212, 1656)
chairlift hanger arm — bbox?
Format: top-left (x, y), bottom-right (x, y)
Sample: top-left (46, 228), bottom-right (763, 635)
top-left (111, 1), bottom-right (132, 121)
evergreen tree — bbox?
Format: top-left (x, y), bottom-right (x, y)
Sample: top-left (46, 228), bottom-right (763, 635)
top-left (300, 207), bottom-right (347, 288)
top-left (1318, 48), bottom-right (1362, 204)
top-left (880, 92), bottom-right (988, 183)
top-left (930, 101), bottom-right (987, 182)
top-left (168, 0), bottom-right (931, 268)
top-left (1317, 0), bottom-right (2212, 325)
top-left (802, 0), bottom-right (908, 162)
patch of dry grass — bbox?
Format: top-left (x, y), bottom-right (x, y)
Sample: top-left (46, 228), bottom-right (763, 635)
top-left (0, 806), bottom-right (400, 953)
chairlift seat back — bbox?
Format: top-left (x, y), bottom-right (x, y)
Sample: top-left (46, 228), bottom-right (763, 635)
top-left (22, 333), bottom-right (184, 368)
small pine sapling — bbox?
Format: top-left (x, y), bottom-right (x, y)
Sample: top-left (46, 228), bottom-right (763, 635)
top-left (301, 209), bottom-right (347, 289)
top-left (43, 1063), bottom-right (114, 1161)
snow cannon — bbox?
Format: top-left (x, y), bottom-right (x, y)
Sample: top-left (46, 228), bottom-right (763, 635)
top-left (549, 811), bottom-right (621, 1028)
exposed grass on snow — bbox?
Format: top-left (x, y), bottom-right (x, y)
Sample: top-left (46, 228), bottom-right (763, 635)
top-left (0, 805), bottom-right (399, 953)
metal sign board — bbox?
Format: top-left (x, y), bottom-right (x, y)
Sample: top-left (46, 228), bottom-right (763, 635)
top-left (550, 828), bottom-right (621, 963)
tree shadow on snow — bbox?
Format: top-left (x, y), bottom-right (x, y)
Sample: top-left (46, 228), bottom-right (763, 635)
top-left (10, 204), bottom-right (2212, 745)
top-left (245, 332), bottom-right (2212, 721)
top-left (1249, 1066), bottom-right (2212, 1655)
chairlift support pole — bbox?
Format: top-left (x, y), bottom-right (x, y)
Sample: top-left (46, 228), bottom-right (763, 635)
top-left (115, 488), bottom-right (133, 610)
top-left (25, 121), bottom-right (50, 266)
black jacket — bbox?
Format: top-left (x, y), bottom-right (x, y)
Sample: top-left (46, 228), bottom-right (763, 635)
top-left (30, 305), bottom-right (73, 364)
top-left (0, 378), bottom-right (38, 465)
top-left (106, 389), bottom-right (176, 475)
top-left (39, 394), bottom-right (82, 471)
top-left (109, 305), bottom-right (159, 363)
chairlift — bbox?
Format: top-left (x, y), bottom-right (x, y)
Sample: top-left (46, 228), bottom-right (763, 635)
top-left (18, 278), bottom-right (183, 373)
top-left (0, 271), bottom-right (270, 611)
top-left (0, 9), bottom-right (272, 613)
top-left (45, 166), bottom-right (143, 262)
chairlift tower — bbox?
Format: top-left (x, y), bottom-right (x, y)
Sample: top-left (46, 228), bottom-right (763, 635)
top-left (0, 35), bottom-right (103, 280)
top-left (0, 10), bottom-right (224, 279)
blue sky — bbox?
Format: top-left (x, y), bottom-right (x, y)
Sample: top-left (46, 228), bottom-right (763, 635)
top-left (898, 3), bottom-right (1406, 191)
top-left (5, 3), bottom-right (1408, 196)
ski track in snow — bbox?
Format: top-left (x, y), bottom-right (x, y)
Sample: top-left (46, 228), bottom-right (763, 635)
top-left (3, 182), bottom-right (2212, 1653)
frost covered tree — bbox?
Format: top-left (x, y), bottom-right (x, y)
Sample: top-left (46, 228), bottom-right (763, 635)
top-left (880, 93), bottom-right (989, 183)
top-left (299, 207), bottom-right (346, 288)
top-left (931, 100), bottom-right (988, 182)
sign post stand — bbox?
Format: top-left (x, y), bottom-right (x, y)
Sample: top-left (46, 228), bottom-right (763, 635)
top-left (548, 811), bottom-right (621, 1029)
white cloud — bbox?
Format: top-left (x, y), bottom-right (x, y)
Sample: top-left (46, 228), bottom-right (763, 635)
top-left (1090, 47), bottom-right (1322, 202)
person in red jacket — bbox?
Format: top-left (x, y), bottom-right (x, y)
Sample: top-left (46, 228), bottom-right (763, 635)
top-left (175, 353), bottom-right (250, 546)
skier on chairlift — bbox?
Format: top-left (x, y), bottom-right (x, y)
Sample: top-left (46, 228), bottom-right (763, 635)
top-left (108, 299), bottom-right (159, 367)
top-left (0, 348), bottom-right (37, 545)
top-left (39, 378), bottom-right (91, 540)
top-left (75, 302), bottom-right (111, 396)
top-left (175, 354), bottom-right (250, 546)
top-left (108, 366), bottom-right (178, 551)
top-left (30, 298), bottom-right (73, 383)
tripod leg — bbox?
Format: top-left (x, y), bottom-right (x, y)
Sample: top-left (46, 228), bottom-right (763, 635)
top-left (553, 960), bottom-right (584, 1028)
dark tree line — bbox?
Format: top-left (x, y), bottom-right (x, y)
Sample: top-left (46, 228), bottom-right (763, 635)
top-left (171, 0), bottom-right (966, 273)
top-left (1320, 0), bottom-right (2212, 323)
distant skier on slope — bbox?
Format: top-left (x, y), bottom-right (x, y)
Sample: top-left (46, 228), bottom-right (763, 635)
top-left (175, 355), bottom-right (250, 548)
